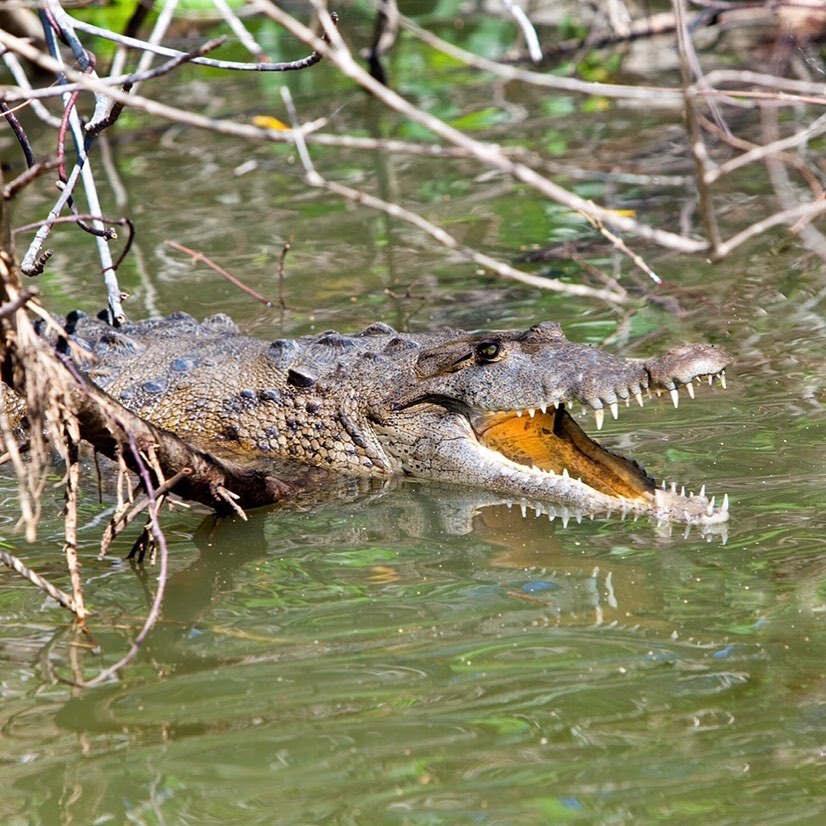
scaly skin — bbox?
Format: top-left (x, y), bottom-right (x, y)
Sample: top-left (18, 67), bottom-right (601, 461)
top-left (55, 311), bottom-right (732, 527)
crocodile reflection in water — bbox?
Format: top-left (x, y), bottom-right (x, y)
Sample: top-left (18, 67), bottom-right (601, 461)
top-left (54, 311), bottom-right (731, 530)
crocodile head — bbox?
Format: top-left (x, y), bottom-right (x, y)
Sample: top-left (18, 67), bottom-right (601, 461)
top-left (380, 322), bottom-right (731, 529)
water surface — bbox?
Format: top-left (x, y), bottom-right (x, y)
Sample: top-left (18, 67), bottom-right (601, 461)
top-left (2, 5), bottom-right (826, 824)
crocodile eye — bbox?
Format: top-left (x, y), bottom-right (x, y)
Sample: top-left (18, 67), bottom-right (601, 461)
top-left (476, 340), bottom-right (502, 362)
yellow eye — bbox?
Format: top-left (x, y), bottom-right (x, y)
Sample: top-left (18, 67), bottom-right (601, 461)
top-left (476, 341), bottom-right (501, 362)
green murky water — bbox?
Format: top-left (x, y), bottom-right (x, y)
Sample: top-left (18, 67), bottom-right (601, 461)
top-left (3, 5), bottom-right (826, 824)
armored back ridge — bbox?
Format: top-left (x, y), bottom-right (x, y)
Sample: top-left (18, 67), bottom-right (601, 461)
top-left (42, 311), bottom-right (731, 530)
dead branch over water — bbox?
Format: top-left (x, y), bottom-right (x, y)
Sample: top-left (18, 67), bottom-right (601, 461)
top-left (1, 0), bottom-right (825, 682)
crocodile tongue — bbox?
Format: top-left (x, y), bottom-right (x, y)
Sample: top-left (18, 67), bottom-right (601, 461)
top-left (474, 407), bottom-right (655, 500)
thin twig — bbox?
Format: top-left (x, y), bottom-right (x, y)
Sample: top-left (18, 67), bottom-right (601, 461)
top-left (211, 0), bottom-right (268, 62)
top-left (78, 441), bottom-right (171, 687)
top-left (70, 14), bottom-right (338, 73)
top-left (1, 102), bottom-right (37, 167)
top-left (278, 238), bottom-right (292, 310)
top-left (3, 159), bottom-right (61, 202)
top-left (0, 287), bottom-right (37, 319)
top-left (280, 90), bottom-right (628, 302)
top-left (500, 0), bottom-right (543, 62)
top-left (0, 49), bottom-right (63, 128)
top-left (0, 546), bottom-right (79, 614)
top-left (164, 240), bottom-right (274, 307)
top-left (100, 469), bottom-right (190, 559)
top-left (674, 0), bottom-right (722, 254)
top-left (61, 416), bottom-right (88, 622)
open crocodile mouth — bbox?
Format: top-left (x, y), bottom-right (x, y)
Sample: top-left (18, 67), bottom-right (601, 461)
top-left (473, 406), bottom-right (655, 501)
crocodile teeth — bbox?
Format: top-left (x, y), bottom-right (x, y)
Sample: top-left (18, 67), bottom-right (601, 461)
top-left (707, 495), bottom-right (716, 515)
top-left (635, 391), bottom-right (644, 407)
top-left (594, 408), bottom-right (605, 431)
top-left (722, 493), bottom-right (729, 513)
top-left (516, 409), bottom-right (523, 417)
top-left (609, 401), bottom-right (619, 420)
top-left (669, 387), bottom-right (680, 408)
top-left (685, 382), bottom-right (695, 400)
top-left (540, 403), bottom-right (547, 414)
top-left (562, 468), bottom-right (569, 478)
top-left (700, 484), bottom-right (706, 497)
top-left (708, 375), bottom-right (713, 386)
top-left (719, 370), bottom-right (727, 390)
top-left (527, 408), bottom-right (536, 418)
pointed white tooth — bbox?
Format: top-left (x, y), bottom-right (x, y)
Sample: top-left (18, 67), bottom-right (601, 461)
top-left (719, 370), bottom-right (727, 390)
top-left (684, 523), bottom-right (691, 539)
top-left (669, 387), bottom-right (679, 408)
top-left (581, 405), bottom-right (587, 417)
top-left (661, 480), bottom-right (667, 490)
top-left (635, 391), bottom-right (644, 407)
top-left (609, 401), bottom-right (619, 420)
top-left (575, 512), bottom-right (583, 524)
top-left (567, 400), bottom-right (575, 410)
top-left (655, 388), bottom-right (662, 398)
top-left (707, 495), bottom-right (716, 515)
top-left (528, 408), bottom-right (536, 418)
top-left (680, 486), bottom-right (685, 497)
top-left (594, 408), bottom-right (605, 431)
top-left (520, 503), bottom-right (527, 518)
top-left (700, 484), bottom-right (706, 498)
top-left (562, 468), bottom-right (569, 478)
top-left (562, 514), bottom-right (570, 529)
top-left (722, 493), bottom-right (729, 513)
top-left (686, 382), bottom-right (695, 399)
top-left (671, 482), bottom-right (677, 494)
top-left (708, 375), bottom-right (713, 386)
top-left (540, 403), bottom-right (547, 414)
top-left (516, 409), bottom-right (523, 417)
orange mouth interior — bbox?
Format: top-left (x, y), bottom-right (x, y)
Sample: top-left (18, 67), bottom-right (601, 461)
top-left (476, 407), bottom-right (655, 500)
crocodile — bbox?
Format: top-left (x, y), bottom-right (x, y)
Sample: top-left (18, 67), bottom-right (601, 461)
top-left (48, 311), bottom-right (730, 528)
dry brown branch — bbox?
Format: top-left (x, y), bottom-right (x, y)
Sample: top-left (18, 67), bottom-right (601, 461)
top-left (61, 416), bottom-right (88, 621)
top-left (674, 0), bottom-right (723, 255)
top-left (164, 240), bottom-right (275, 307)
top-left (99, 469), bottom-right (189, 559)
top-left (0, 545), bottom-right (79, 613)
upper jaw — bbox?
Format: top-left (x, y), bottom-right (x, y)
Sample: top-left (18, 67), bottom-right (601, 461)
top-left (475, 344), bottom-right (730, 433)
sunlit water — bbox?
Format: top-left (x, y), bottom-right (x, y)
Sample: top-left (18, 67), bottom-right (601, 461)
top-left (3, 6), bottom-right (826, 825)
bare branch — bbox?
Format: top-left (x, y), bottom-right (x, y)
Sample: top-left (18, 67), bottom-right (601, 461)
top-left (164, 240), bottom-right (274, 307)
top-left (0, 545), bottom-right (80, 614)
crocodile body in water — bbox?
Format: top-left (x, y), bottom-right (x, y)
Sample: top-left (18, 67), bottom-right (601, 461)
top-left (48, 311), bottom-right (731, 528)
